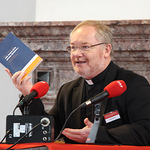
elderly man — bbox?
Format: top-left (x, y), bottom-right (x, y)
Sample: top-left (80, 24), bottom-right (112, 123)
top-left (6, 20), bottom-right (150, 145)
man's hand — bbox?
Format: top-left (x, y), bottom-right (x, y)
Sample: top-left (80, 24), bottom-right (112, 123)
top-left (62, 118), bottom-right (93, 143)
top-left (5, 68), bottom-right (33, 96)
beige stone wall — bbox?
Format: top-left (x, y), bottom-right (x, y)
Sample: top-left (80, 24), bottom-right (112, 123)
top-left (0, 20), bottom-right (150, 112)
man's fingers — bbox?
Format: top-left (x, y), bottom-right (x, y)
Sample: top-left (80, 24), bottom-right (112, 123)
top-left (63, 128), bottom-right (81, 135)
top-left (11, 71), bottom-right (23, 85)
top-left (62, 128), bottom-right (87, 143)
top-left (84, 118), bottom-right (93, 128)
top-left (22, 76), bottom-right (31, 84)
top-left (5, 68), bottom-right (13, 78)
top-left (5, 69), bottom-right (25, 85)
top-left (16, 71), bottom-right (26, 84)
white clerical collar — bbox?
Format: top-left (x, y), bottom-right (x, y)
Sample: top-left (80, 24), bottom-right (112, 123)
top-left (85, 79), bottom-right (94, 85)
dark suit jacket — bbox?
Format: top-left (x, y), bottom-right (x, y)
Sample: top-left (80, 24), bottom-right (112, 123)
top-left (27, 61), bottom-right (150, 145)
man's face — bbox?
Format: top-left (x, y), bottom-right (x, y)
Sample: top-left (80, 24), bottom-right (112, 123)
top-left (70, 25), bottom-right (109, 79)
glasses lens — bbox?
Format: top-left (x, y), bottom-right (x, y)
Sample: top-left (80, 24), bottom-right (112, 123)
top-left (81, 46), bottom-right (90, 51)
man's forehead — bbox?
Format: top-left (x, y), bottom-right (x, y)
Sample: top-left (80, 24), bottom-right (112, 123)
top-left (74, 25), bottom-right (96, 33)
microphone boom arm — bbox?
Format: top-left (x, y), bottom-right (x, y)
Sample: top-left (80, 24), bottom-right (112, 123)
top-left (79, 90), bottom-right (108, 109)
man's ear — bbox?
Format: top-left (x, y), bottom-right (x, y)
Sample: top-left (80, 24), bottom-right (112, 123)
top-left (104, 44), bottom-right (112, 58)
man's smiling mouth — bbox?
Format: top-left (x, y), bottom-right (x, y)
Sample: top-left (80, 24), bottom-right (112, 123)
top-left (76, 61), bottom-right (86, 64)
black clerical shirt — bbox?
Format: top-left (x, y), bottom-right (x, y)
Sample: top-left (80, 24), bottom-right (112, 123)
top-left (83, 62), bottom-right (111, 122)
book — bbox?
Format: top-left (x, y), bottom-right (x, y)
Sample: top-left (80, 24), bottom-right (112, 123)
top-left (0, 32), bottom-right (43, 79)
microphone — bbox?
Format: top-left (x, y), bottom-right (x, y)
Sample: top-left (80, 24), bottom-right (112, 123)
top-left (54, 80), bottom-right (126, 142)
top-left (16, 81), bottom-right (49, 108)
top-left (79, 80), bottom-right (127, 109)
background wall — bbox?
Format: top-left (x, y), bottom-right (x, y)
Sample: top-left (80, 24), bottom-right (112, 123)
top-left (0, 0), bottom-right (36, 22)
top-left (36, 0), bottom-right (150, 21)
top-left (1, 0), bottom-right (150, 22)
top-left (0, 0), bottom-right (150, 142)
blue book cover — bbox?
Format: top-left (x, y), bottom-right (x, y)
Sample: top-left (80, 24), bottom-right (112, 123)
top-left (0, 32), bottom-right (43, 79)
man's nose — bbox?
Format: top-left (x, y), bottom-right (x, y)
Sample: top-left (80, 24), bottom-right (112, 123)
top-left (73, 48), bottom-right (83, 55)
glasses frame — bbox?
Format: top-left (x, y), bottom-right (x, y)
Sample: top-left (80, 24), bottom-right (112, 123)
top-left (67, 42), bottom-right (107, 53)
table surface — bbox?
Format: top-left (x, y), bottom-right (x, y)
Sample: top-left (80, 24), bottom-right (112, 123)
top-left (0, 143), bottom-right (150, 150)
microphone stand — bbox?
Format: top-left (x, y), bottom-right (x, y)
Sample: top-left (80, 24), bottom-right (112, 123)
top-left (23, 105), bottom-right (30, 115)
top-left (86, 103), bottom-right (101, 144)
top-left (22, 99), bottom-right (33, 115)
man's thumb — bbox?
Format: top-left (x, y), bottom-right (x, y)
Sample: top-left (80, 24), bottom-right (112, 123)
top-left (84, 118), bottom-right (93, 128)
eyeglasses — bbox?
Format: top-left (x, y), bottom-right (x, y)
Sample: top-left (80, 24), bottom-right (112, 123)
top-left (67, 42), bottom-right (107, 53)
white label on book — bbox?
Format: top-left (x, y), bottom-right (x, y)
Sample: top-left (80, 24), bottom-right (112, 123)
top-left (21, 54), bottom-right (38, 72)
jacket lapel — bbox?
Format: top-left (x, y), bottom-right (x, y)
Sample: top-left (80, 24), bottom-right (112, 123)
top-left (71, 78), bottom-right (85, 128)
top-left (100, 62), bottom-right (119, 124)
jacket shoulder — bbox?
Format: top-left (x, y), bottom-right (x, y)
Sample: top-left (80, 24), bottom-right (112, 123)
top-left (116, 65), bottom-right (149, 86)
top-left (60, 77), bottom-right (84, 91)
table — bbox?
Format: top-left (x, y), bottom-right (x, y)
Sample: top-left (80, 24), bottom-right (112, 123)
top-left (0, 143), bottom-right (150, 150)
